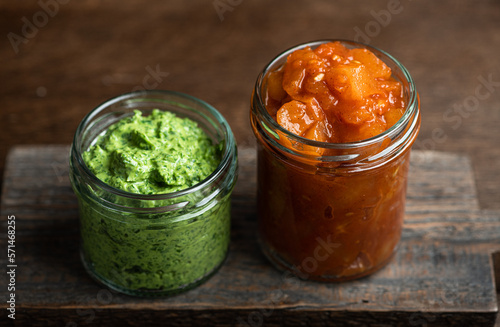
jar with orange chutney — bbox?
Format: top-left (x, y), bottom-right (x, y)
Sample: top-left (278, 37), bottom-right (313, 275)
top-left (250, 40), bottom-right (420, 281)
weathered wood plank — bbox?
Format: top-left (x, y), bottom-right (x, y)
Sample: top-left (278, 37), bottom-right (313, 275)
top-left (0, 145), bottom-right (499, 326)
top-left (406, 151), bottom-right (480, 214)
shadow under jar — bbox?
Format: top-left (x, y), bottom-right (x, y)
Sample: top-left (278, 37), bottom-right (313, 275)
top-left (250, 40), bottom-right (421, 282)
top-left (70, 90), bottom-right (238, 296)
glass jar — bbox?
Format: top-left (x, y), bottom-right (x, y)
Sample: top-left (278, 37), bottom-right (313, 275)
top-left (70, 90), bottom-right (238, 296)
top-left (250, 40), bottom-right (420, 281)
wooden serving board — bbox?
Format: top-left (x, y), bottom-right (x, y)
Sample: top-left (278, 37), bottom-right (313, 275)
top-left (1, 145), bottom-right (499, 326)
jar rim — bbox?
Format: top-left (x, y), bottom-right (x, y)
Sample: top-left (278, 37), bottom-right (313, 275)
top-left (253, 39), bottom-right (419, 152)
top-left (72, 90), bottom-right (237, 201)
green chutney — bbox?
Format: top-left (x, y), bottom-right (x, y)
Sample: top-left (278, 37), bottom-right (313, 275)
top-left (78, 109), bottom-right (230, 295)
top-left (83, 109), bottom-right (221, 194)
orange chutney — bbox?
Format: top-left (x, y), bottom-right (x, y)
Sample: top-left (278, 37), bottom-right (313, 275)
top-left (250, 40), bottom-right (420, 281)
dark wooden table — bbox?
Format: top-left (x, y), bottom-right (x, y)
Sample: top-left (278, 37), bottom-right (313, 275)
top-left (1, 0), bottom-right (500, 325)
top-left (1, 0), bottom-right (500, 209)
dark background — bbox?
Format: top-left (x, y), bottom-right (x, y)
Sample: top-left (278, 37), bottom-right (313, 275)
top-left (1, 0), bottom-right (499, 210)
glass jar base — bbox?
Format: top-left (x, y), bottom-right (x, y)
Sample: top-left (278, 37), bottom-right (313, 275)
top-left (258, 238), bottom-right (397, 283)
top-left (80, 248), bottom-right (227, 297)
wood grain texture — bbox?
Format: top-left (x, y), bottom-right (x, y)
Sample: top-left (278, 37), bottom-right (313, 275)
top-left (0, 145), bottom-right (499, 326)
top-left (1, 0), bottom-right (500, 211)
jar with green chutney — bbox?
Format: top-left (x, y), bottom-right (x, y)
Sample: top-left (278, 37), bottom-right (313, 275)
top-left (69, 90), bottom-right (238, 297)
